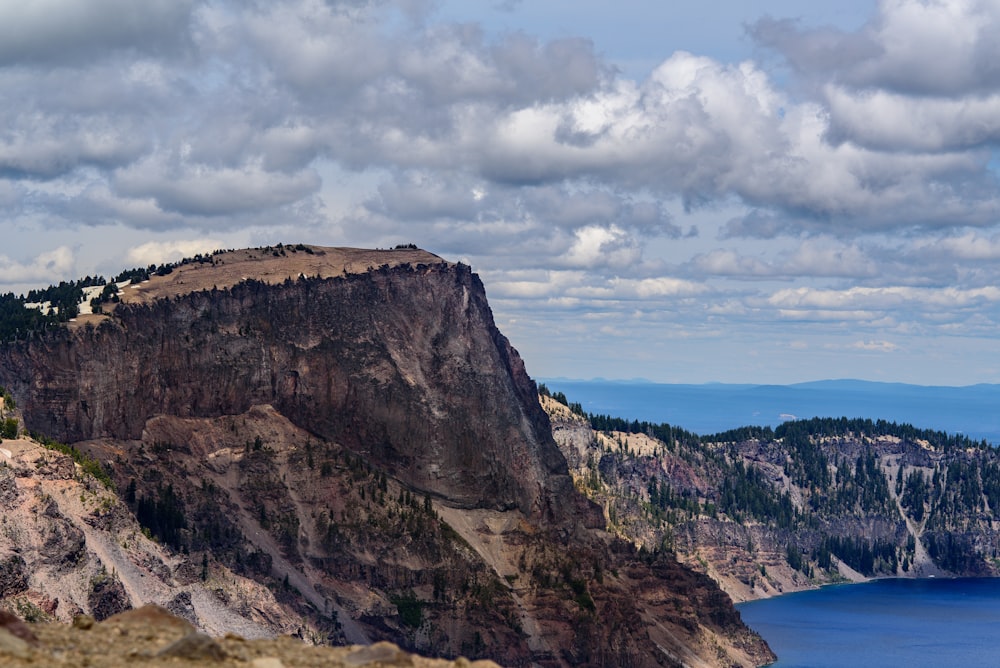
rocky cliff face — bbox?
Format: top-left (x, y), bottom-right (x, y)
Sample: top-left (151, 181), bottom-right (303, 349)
top-left (0, 246), bottom-right (774, 667)
top-left (0, 256), bottom-right (584, 526)
top-left (545, 396), bottom-right (1000, 604)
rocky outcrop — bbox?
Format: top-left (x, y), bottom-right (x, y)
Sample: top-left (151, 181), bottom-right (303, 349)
top-left (0, 246), bottom-right (773, 667)
top-left (546, 398), bottom-right (1000, 605)
top-left (0, 258), bottom-right (589, 528)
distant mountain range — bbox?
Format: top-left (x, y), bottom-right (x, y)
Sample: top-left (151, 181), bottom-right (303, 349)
top-left (540, 378), bottom-right (1000, 444)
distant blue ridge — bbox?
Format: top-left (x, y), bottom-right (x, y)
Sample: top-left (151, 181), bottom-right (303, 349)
top-left (540, 379), bottom-right (1000, 445)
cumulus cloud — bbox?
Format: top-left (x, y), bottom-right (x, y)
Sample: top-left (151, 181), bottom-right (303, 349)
top-left (753, 0), bottom-right (1000, 158)
top-left (3, 0), bottom-right (997, 242)
top-left (113, 156), bottom-right (322, 217)
top-left (689, 239), bottom-right (876, 279)
top-left (752, 1), bottom-right (1000, 96)
top-left (126, 239), bottom-right (225, 267)
top-left (4, 0), bottom-right (1000, 382)
top-left (0, 247), bottom-right (74, 285)
top-left (768, 285), bottom-right (1000, 311)
top-left (0, 0), bottom-right (196, 65)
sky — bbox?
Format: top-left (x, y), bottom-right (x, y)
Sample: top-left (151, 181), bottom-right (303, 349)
top-left (3, 0), bottom-right (1000, 386)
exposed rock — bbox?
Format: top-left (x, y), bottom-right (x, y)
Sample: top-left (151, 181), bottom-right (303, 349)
top-left (0, 246), bottom-right (772, 667)
top-left (41, 499), bottom-right (87, 569)
top-left (106, 604), bottom-right (195, 633)
top-left (344, 641), bottom-right (408, 665)
top-left (88, 569), bottom-right (132, 621)
top-left (1, 254), bottom-right (595, 529)
top-left (0, 555), bottom-right (27, 598)
top-left (0, 465), bottom-right (18, 508)
top-left (166, 591), bottom-right (198, 626)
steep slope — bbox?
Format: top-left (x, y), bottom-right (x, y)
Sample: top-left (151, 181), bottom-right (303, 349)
top-left (0, 246), bottom-right (774, 668)
top-left (0, 434), bottom-right (328, 639)
top-left (1, 249), bottom-right (582, 525)
top-left (544, 393), bottom-right (1000, 603)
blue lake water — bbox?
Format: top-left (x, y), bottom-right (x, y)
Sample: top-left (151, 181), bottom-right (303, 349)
top-left (541, 379), bottom-right (1000, 444)
top-left (738, 578), bottom-right (1000, 667)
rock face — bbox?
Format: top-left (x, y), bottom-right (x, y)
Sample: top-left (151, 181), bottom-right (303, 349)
top-left (0, 246), bottom-right (773, 667)
top-left (1, 259), bottom-right (583, 526)
top-left (545, 396), bottom-right (1000, 605)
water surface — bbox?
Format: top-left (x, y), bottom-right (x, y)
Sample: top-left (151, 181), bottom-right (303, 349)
top-left (738, 578), bottom-right (1000, 667)
top-left (542, 379), bottom-right (1000, 443)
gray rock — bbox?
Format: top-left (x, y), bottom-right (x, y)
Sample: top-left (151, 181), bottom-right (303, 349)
top-left (0, 554), bottom-right (28, 597)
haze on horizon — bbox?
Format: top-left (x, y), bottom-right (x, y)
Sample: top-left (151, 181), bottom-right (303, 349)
top-left (2, 0), bottom-right (999, 386)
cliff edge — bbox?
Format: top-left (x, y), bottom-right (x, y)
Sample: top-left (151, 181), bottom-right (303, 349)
top-left (0, 245), bottom-right (773, 667)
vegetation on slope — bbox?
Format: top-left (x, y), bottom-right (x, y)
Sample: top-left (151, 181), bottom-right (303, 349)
top-left (548, 397), bottom-right (1000, 592)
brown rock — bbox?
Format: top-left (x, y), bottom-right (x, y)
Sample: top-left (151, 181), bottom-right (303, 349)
top-left (73, 614), bottom-right (95, 630)
top-left (155, 631), bottom-right (228, 661)
top-left (0, 628), bottom-right (30, 659)
top-left (345, 641), bottom-right (411, 666)
top-left (0, 610), bottom-right (36, 645)
top-left (104, 604), bottom-right (195, 633)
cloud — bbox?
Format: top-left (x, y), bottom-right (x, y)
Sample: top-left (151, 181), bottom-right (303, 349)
top-left (752, 0), bottom-right (1000, 159)
top-left (126, 239), bottom-right (225, 267)
top-left (752, 1), bottom-right (1000, 96)
top-left (608, 276), bottom-right (707, 299)
top-left (2, 0), bottom-right (997, 243)
top-left (0, 247), bottom-right (74, 285)
top-left (0, 0), bottom-right (196, 65)
top-left (851, 340), bottom-right (898, 352)
top-left (824, 87), bottom-right (1000, 151)
top-left (4, 0), bottom-right (1000, 384)
top-left (924, 231), bottom-right (1000, 261)
top-left (113, 156), bottom-right (322, 217)
top-left (561, 225), bottom-right (640, 269)
top-left (768, 285), bottom-right (1000, 311)
top-left (688, 239), bottom-right (876, 279)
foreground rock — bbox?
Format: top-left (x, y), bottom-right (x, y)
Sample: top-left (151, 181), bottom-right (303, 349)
top-left (0, 605), bottom-right (500, 667)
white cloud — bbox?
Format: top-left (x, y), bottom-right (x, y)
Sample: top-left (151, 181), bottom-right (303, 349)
top-left (561, 225), bottom-right (640, 269)
top-left (0, 247), bottom-right (74, 285)
top-left (0, 0), bottom-right (195, 65)
top-left (609, 276), bottom-right (706, 299)
top-left (4, 0), bottom-right (1000, 384)
top-left (851, 340), bottom-right (898, 352)
top-left (768, 285), bottom-right (1000, 311)
top-left (913, 231), bottom-right (1000, 261)
top-left (113, 156), bottom-right (322, 217)
top-left (126, 239), bottom-right (225, 267)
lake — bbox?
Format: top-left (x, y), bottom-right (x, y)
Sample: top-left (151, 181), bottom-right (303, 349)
top-left (541, 379), bottom-right (1000, 444)
top-left (738, 578), bottom-right (1000, 667)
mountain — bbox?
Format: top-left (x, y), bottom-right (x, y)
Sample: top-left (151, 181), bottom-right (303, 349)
top-left (543, 392), bottom-right (1000, 604)
top-left (0, 245), bottom-right (773, 667)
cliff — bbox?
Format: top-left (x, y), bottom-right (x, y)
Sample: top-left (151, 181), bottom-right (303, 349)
top-left (544, 395), bottom-right (1000, 603)
top-left (0, 246), bottom-right (774, 668)
top-left (0, 250), bottom-right (579, 524)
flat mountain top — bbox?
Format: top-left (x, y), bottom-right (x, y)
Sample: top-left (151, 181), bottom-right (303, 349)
top-left (118, 245), bottom-right (446, 307)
